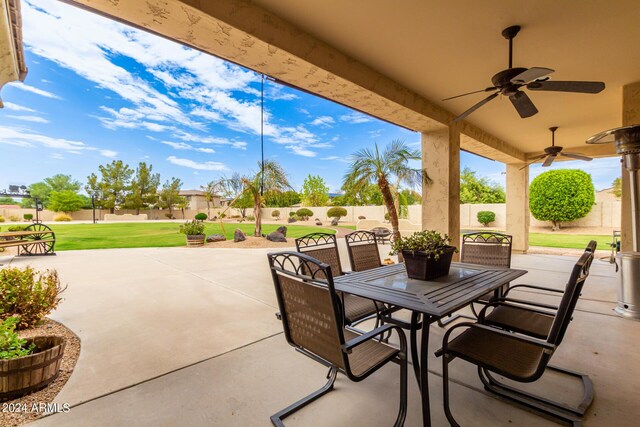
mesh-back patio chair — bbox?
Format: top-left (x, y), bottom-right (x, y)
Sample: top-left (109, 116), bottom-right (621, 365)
top-left (437, 248), bottom-right (595, 426)
top-left (268, 251), bottom-right (408, 427)
top-left (345, 230), bottom-right (383, 272)
top-left (295, 232), bottom-right (380, 326)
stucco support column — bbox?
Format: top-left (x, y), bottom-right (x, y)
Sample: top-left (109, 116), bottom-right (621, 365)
top-left (621, 82), bottom-right (640, 252)
top-left (422, 126), bottom-right (461, 259)
top-left (506, 164), bottom-right (530, 253)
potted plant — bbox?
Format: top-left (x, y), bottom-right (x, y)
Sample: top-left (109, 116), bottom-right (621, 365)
top-left (390, 230), bottom-right (458, 280)
top-left (179, 219), bottom-right (206, 247)
top-left (0, 317), bottom-right (65, 400)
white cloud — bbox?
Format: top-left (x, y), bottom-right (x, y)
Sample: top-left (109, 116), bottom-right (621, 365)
top-left (310, 116), bottom-right (335, 127)
top-left (100, 149), bottom-right (118, 158)
top-left (288, 146), bottom-right (317, 157)
top-left (339, 112), bottom-right (372, 124)
top-left (0, 125), bottom-right (88, 152)
top-left (7, 82), bottom-right (61, 99)
top-left (161, 140), bottom-right (215, 154)
top-left (166, 156), bottom-right (227, 171)
top-left (50, 153), bottom-right (64, 160)
top-left (321, 155), bottom-right (350, 163)
top-left (3, 102), bottom-right (36, 112)
top-left (6, 115), bottom-right (49, 123)
top-left (172, 130), bottom-right (247, 150)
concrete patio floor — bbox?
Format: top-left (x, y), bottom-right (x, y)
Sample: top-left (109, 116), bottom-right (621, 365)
top-left (4, 241), bottom-right (638, 426)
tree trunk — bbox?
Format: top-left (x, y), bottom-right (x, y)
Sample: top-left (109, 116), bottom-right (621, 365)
top-left (136, 207), bottom-right (140, 215)
top-left (207, 201), bottom-right (211, 219)
top-left (379, 176), bottom-right (403, 262)
top-left (254, 199), bottom-right (262, 237)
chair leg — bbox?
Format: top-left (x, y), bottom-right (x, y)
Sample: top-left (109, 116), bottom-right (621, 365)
top-left (394, 351), bottom-right (408, 427)
top-left (478, 366), bottom-right (590, 426)
top-left (271, 366), bottom-right (338, 427)
top-left (442, 354), bottom-right (461, 427)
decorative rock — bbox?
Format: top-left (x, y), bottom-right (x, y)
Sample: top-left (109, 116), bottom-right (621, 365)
top-left (276, 226), bottom-right (287, 236)
top-left (266, 231), bottom-right (287, 242)
top-left (206, 234), bottom-right (226, 242)
top-left (234, 229), bottom-right (246, 242)
top-left (315, 221), bottom-right (322, 226)
top-left (331, 218), bottom-right (339, 226)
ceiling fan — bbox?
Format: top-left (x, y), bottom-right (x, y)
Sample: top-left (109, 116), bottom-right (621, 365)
top-left (444, 25), bottom-right (605, 122)
top-left (521, 126), bottom-right (593, 169)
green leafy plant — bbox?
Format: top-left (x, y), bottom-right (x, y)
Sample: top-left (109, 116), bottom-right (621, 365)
top-left (7, 225), bottom-right (28, 231)
top-left (327, 207), bottom-right (347, 221)
top-left (288, 212), bottom-right (296, 218)
top-left (0, 317), bottom-right (36, 360)
top-left (0, 216), bottom-right (5, 223)
top-left (296, 208), bottom-right (314, 220)
top-left (271, 210), bottom-right (281, 220)
top-left (179, 220), bottom-right (205, 236)
top-left (194, 213), bottom-right (207, 221)
top-left (477, 211), bottom-right (496, 226)
top-left (529, 170), bottom-right (595, 231)
top-left (390, 230), bottom-right (458, 260)
top-left (9, 215), bottom-right (20, 222)
top-left (23, 214), bottom-right (33, 221)
top-left (0, 267), bottom-right (66, 330)
top-left (246, 215), bottom-right (256, 221)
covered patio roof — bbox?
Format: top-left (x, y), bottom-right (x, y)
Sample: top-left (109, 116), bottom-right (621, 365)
top-left (0, 0), bottom-right (27, 107)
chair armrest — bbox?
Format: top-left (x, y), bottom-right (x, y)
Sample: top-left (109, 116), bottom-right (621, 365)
top-left (342, 324), bottom-right (404, 353)
top-left (496, 297), bottom-right (559, 311)
top-left (504, 284), bottom-right (564, 297)
top-left (477, 301), bottom-right (556, 323)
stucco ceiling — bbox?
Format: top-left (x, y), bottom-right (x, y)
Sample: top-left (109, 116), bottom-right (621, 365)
top-left (252, 0), bottom-right (640, 155)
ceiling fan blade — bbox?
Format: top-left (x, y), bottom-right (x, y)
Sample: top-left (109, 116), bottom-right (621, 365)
top-left (509, 91), bottom-right (538, 118)
top-left (442, 87), bottom-right (496, 101)
top-left (561, 152), bottom-right (593, 161)
top-left (542, 154), bottom-right (557, 167)
top-left (510, 67), bottom-right (554, 84)
top-left (527, 80), bottom-right (605, 93)
top-left (452, 92), bottom-right (499, 122)
top-left (519, 154), bottom-right (547, 170)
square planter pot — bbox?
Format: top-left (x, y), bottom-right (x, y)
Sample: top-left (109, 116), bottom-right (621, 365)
top-left (402, 246), bottom-right (456, 280)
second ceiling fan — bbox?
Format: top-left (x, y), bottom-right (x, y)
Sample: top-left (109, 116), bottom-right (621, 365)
top-left (445, 25), bottom-right (605, 122)
top-left (521, 126), bottom-right (593, 169)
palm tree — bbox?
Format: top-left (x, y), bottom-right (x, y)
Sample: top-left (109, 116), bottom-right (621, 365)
top-left (241, 160), bottom-right (291, 237)
top-left (343, 140), bottom-right (427, 259)
top-left (201, 180), bottom-right (225, 219)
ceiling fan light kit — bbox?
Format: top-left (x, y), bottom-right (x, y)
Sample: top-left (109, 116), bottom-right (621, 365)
top-left (445, 25), bottom-right (605, 122)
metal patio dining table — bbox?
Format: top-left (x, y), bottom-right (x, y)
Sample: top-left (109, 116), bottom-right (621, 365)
top-left (334, 262), bottom-right (527, 427)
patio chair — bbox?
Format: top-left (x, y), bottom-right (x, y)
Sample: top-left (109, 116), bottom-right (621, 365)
top-left (295, 232), bottom-right (380, 326)
top-left (437, 249), bottom-right (595, 426)
top-left (345, 230), bottom-right (383, 272)
top-left (267, 251), bottom-right (408, 427)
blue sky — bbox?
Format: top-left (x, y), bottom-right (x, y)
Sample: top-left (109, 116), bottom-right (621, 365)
top-left (0, 0), bottom-right (620, 195)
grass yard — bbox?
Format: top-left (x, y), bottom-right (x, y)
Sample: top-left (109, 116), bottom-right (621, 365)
top-left (528, 233), bottom-right (612, 250)
top-left (49, 222), bottom-right (337, 251)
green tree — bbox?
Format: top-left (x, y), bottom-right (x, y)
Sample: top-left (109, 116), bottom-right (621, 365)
top-left (158, 178), bottom-right (184, 219)
top-left (343, 140), bottom-right (427, 256)
top-left (232, 190), bottom-right (254, 218)
top-left (301, 174), bottom-right (329, 206)
top-left (529, 169), bottom-right (595, 231)
top-left (336, 183), bottom-right (384, 206)
top-left (612, 177), bottom-right (622, 199)
top-left (48, 190), bottom-right (85, 213)
top-left (201, 179), bottom-right (225, 218)
top-left (22, 174), bottom-right (81, 208)
top-left (264, 190), bottom-right (300, 207)
top-left (241, 160), bottom-right (291, 236)
top-left (459, 167), bottom-right (505, 204)
top-left (127, 162), bottom-right (160, 214)
top-left (88, 160), bottom-right (134, 214)
top-left (0, 197), bottom-right (16, 204)
top-left (44, 174), bottom-right (81, 193)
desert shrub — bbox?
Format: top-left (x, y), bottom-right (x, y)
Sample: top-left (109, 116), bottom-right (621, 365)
top-left (0, 267), bottom-right (66, 330)
top-left (271, 210), bottom-right (281, 220)
top-left (358, 215), bottom-right (366, 220)
top-left (0, 216), bottom-right (5, 222)
top-left (0, 317), bottom-right (36, 360)
top-left (7, 225), bottom-right (28, 231)
top-left (289, 212), bottom-right (296, 217)
top-left (477, 211), bottom-right (496, 226)
top-left (529, 170), bottom-right (595, 231)
top-left (194, 213), bottom-right (207, 221)
top-left (164, 213), bottom-right (175, 219)
top-left (9, 215), bottom-right (20, 222)
top-left (53, 213), bottom-right (72, 222)
top-left (246, 215), bottom-right (255, 221)
top-left (296, 208), bottom-right (314, 220)
top-left (327, 207), bottom-right (347, 221)
top-left (23, 214), bottom-right (33, 221)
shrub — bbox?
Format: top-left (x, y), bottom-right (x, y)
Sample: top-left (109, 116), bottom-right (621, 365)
top-left (271, 210), bottom-right (281, 220)
top-left (23, 214), bottom-right (33, 221)
top-left (230, 214), bottom-right (241, 219)
top-left (0, 317), bottom-right (36, 360)
top-left (179, 220), bottom-right (205, 235)
top-left (9, 215), bottom-right (20, 222)
top-left (384, 212), bottom-right (390, 221)
top-left (477, 211), bottom-right (496, 226)
top-left (529, 170), bottom-right (595, 231)
top-left (289, 212), bottom-right (296, 217)
top-left (8, 225), bottom-right (28, 231)
top-left (296, 208), bottom-right (314, 220)
top-left (164, 213), bottom-right (175, 219)
top-left (0, 216), bottom-right (4, 222)
top-left (358, 215), bottom-right (366, 220)
top-left (194, 213), bottom-right (207, 221)
top-left (0, 267), bottom-right (66, 330)
top-left (246, 215), bottom-right (256, 221)
top-left (53, 213), bottom-right (72, 222)
top-left (327, 207), bottom-right (347, 221)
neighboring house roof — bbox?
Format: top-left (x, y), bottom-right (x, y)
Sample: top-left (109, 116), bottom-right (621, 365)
top-left (179, 190), bottom-right (208, 197)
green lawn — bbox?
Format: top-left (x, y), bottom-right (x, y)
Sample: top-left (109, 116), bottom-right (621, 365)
top-left (48, 222), bottom-right (337, 251)
top-left (528, 233), bottom-right (611, 250)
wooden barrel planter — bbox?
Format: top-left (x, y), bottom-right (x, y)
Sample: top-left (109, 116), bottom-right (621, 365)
top-left (1, 336), bottom-right (65, 401)
top-left (186, 234), bottom-right (205, 247)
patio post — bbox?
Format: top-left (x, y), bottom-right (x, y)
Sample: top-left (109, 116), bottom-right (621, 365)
top-left (506, 164), bottom-right (530, 253)
top-left (421, 125), bottom-right (461, 260)
top-left (621, 81), bottom-right (640, 252)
